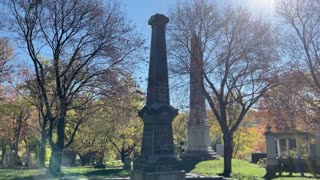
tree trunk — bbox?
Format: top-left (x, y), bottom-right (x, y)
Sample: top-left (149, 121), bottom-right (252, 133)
top-left (120, 150), bottom-right (125, 163)
top-left (49, 147), bottom-right (63, 176)
top-left (14, 115), bottom-right (23, 159)
top-left (49, 115), bottom-right (66, 176)
top-left (1, 145), bottom-right (6, 166)
top-left (78, 153), bottom-right (86, 166)
top-left (38, 127), bottom-right (47, 167)
top-left (222, 132), bottom-right (233, 177)
top-left (24, 139), bottom-right (31, 168)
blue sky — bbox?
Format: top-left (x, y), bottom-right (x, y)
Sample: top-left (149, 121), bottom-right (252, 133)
top-left (119, 0), bottom-right (275, 93)
top-left (120, 0), bottom-right (275, 40)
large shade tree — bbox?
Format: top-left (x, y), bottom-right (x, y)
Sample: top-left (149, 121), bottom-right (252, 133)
top-left (69, 74), bottom-right (143, 165)
top-left (3, 0), bottom-right (144, 175)
top-left (168, 0), bottom-right (279, 177)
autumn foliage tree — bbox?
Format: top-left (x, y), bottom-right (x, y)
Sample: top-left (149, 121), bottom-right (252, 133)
top-left (3, 0), bottom-right (144, 175)
top-left (259, 72), bottom-right (316, 133)
top-left (168, 0), bottom-right (279, 177)
top-left (0, 38), bottom-right (13, 83)
top-left (0, 86), bottom-right (38, 167)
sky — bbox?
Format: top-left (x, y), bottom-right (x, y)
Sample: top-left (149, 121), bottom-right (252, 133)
top-left (119, 0), bottom-right (276, 93)
top-left (120, 0), bottom-right (275, 40)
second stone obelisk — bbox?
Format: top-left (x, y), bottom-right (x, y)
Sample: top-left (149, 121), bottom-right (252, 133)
top-left (184, 34), bottom-right (217, 161)
top-left (130, 14), bottom-right (185, 180)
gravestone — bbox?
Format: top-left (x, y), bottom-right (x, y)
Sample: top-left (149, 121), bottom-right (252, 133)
top-left (130, 14), bottom-right (185, 180)
top-left (62, 150), bottom-right (77, 166)
top-left (184, 34), bottom-right (217, 161)
top-left (316, 134), bottom-right (320, 173)
top-left (216, 144), bottom-right (224, 157)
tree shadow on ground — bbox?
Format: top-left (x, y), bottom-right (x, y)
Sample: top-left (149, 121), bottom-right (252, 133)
top-left (1, 171), bottom-right (54, 180)
top-left (274, 174), bottom-right (319, 179)
top-left (84, 169), bottom-right (130, 177)
top-left (0, 168), bottom-right (130, 180)
top-left (181, 158), bottom-right (201, 173)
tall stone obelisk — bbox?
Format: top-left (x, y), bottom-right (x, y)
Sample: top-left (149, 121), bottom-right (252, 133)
top-left (130, 14), bottom-right (185, 180)
top-left (184, 34), bottom-right (217, 161)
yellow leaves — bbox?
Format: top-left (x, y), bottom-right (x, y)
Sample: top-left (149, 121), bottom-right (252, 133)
top-left (233, 113), bottom-right (266, 159)
top-left (66, 109), bottom-right (77, 117)
top-left (172, 113), bottom-right (188, 144)
top-left (0, 38), bottom-right (14, 62)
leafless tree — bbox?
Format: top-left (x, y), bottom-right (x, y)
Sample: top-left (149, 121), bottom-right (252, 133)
top-left (276, 0), bottom-right (320, 125)
top-left (3, 0), bottom-right (144, 175)
top-left (168, 0), bottom-right (279, 177)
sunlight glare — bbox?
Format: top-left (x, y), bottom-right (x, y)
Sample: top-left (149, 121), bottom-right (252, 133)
top-left (245, 0), bottom-right (276, 15)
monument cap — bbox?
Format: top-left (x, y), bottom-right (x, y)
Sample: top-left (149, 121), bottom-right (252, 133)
top-left (148, 13), bottom-right (169, 26)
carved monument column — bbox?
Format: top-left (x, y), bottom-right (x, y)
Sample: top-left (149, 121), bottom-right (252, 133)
top-left (285, 138), bottom-right (290, 156)
top-left (276, 139), bottom-right (281, 157)
top-left (184, 34), bottom-right (217, 161)
top-left (264, 131), bottom-right (278, 178)
top-left (130, 14), bottom-right (185, 180)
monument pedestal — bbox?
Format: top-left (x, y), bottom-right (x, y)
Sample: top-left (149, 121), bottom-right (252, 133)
top-left (131, 106), bottom-right (185, 180)
top-left (184, 125), bottom-right (217, 161)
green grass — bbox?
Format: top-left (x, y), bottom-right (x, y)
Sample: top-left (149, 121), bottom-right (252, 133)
top-left (191, 158), bottom-right (318, 180)
top-left (0, 159), bottom-right (318, 180)
top-left (0, 166), bottom-right (130, 180)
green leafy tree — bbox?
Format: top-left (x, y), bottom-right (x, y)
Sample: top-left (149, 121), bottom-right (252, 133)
top-left (172, 113), bottom-right (188, 154)
top-left (3, 0), bottom-right (144, 175)
top-left (70, 74), bottom-right (144, 164)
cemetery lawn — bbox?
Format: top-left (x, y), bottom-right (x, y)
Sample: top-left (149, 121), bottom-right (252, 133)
top-left (0, 166), bottom-right (130, 180)
top-left (191, 158), bottom-right (318, 180)
top-left (1, 159), bottom-right (318, 180)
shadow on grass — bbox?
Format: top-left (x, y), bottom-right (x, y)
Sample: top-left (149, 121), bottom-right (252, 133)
top-left (273, 174), bottom-right (319, 179)
top-left (180, 158), bottom-right (201, 173)
top-left (84, 169), bottom-right (130, 177)
top-left (0, 172), bottom-right (54, 180)
top-left (0, 168), bottom-right (130, 180)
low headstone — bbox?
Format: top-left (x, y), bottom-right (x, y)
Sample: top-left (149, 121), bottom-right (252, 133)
top-left (310, 144), bottom-right (316, 157)
top-left (62, 150), bottom-right (77, 166)
top-left (251, 153), bottom-right (267, 164)
top-left (216, 144), bottom-right (224, 157)
top-left (2, 152), bottom-right (14, 168)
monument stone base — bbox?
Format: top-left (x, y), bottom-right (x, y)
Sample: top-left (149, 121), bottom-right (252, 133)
top-left (184, 125), bottom-right (218, 161)
top-left (131, 170), bottom-right (185, 180)
top-left (183, 150), bottom-right (218, 161)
